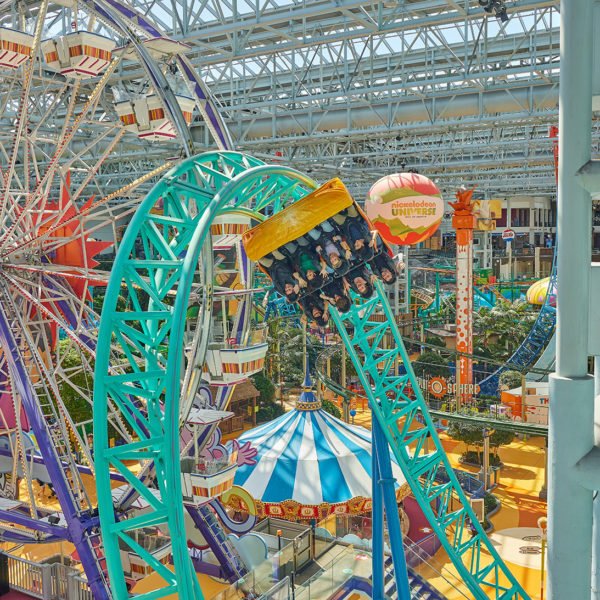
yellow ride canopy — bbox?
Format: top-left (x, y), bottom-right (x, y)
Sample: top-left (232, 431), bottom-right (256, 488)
top-left (242, 178), bottom-right (354, 261)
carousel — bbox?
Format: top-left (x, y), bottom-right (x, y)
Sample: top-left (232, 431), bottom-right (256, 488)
top-left (225, 363), bottom-right (409, 521)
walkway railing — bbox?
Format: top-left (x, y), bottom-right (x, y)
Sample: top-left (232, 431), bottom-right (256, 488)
top-left (5, 553), bottom-right (92, 600)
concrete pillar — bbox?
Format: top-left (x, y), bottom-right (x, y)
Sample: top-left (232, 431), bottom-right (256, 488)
top-left (548, 2), bottom-right (595, 599)
top-left (529, 204), bottom-right (535, 246)
top-left (593, 356), bottom-right (600, 599)
top-left (592, 3), bottom-right (600, 595)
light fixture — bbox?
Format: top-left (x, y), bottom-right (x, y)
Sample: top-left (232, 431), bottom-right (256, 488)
top-left (496, 6), bottom-right (509, 22)
top-left (478, 0), bottom-right (510, 21)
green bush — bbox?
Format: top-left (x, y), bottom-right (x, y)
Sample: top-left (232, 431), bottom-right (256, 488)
top-left (256, 406), bottom-right (274, 423)
top-left (256, 401), bottom-right (285, 424)
top-left (251, 373), bottom-right (275, 405)
top-left (498, 370), bottom-right (522, 393)
top-left (460, 450), bottom-right (502, 467)
top-left (321, 398), bottom-right (341, 418)
top-left (412, 350), bottom-right (451, 379)
top-left (252, 373), bottom-right (284, 424)
top-left (424, 336), bottom-right (446, 349)
top-left (447, 409), bottom-right (483, 449)
top-left (484, 492), bottom-right (498, 515)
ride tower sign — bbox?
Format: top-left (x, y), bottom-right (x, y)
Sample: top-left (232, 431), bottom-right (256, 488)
top-left (366, 172), bottom-right (444, 245)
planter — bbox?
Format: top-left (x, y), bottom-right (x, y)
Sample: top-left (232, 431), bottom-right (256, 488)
top-left (459, 450), bottom-right (504, 469)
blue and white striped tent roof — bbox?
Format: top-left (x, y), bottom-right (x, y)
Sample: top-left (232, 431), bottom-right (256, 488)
top-left (231, 368), bottom-right (407, 506)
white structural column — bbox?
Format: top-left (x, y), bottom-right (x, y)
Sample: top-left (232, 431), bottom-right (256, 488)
top-left (592, 8), bottom-right (600, 598)
top-left (548, 1), bottom-right (595, 599)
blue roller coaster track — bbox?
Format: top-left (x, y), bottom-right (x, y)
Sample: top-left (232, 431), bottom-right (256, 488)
top-left (478, 246), bottom-right (557, 395)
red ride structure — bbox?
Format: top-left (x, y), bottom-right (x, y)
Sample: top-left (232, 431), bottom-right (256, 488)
top-left (450, 187), bottom-right (478, 406)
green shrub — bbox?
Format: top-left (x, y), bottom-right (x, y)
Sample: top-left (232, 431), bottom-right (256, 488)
top-left (498, 370), bottom-right (522, 393)
top-left (256, 406), bottom-right (274, 423)
top-left (424, 336), bottom-right (446, 349)
top-left (484, 492), bottom-right (498, 515)
top-left (251, 373), bottom-right (275, 405)
top-left (321, 398), bottom-right (341, 418)
top-left (412, 350), bottom-right (451, 379)
top-left (460, 450), bottom-right (502, 467)
top-left (256, 401), bottom-right (285, 424)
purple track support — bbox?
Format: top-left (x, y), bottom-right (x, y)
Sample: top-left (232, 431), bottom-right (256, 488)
top-left (208, 498), bottom-right (257, 535)
top-left (186, 505), bottom-right (248, 583)
top-left (0, 509), bottom-right (70, 538)
top-left (0, 304), bottom-right (108, 600)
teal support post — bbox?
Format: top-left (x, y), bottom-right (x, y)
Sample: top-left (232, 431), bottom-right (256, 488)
top-left (371, 434), bottom-right (384, 600)
top-left (373, 418), bottom-right (411, 600)
top-left (330, 281), bottom-right (530, 600)
top-left (549, 1), bottom-right (595, 599)
top-left (435, 272), bottom-right (440, 313)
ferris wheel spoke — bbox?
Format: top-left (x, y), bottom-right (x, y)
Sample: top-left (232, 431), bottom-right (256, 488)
top-left (0, 0), bottom-right (246, 591)
top-left (30, 82), bottom-right (71, 138)
top-left (5, 263), bottom-right (111, 288)
top-left (10, 382), bottom-right (39, 516)
top-left (1, 272), bottom-right (97, 356)
top-left (0, 58), bottom-right (123, 249)
top-left (1, 176), bottom-right (160, 263)
top-left (0, 0), bottom-right (49, 218)
top-left (69, 130), bottom-right (126, 205)
top-left (5, 296), bottom-right (93, 506)
top-left (0, 76), bottom-right (16, 118)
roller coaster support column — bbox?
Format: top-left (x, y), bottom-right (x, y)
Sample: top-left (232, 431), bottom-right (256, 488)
top-left (372, 419), bottom-right (411, 600)
top-left (549, 1), bottom-right (595, 598)
top-left (450, 188), bottom-right (477, 406)
top-left (371, 431), bottom-right (384, 600)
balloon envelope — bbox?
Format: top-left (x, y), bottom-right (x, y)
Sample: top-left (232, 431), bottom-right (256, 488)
top-left (366, 173), bottom-right (443, 246)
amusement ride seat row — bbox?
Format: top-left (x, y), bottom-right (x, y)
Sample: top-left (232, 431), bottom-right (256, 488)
top-left (243, 179), bottom-right (400, 327)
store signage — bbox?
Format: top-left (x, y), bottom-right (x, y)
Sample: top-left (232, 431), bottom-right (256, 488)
top-left (424, 377), bottom-right (480, 398)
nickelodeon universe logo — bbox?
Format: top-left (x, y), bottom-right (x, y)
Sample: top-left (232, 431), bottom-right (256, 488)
top-left (391, 198), bottom-right (439, 217)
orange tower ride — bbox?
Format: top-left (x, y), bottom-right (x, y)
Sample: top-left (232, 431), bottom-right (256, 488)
top-left (450, 187), bottom-right (477, 406)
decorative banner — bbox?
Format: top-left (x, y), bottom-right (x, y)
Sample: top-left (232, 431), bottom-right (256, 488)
top-left (475, 199), bottom-right (499, 231)
top-left (366, 172), bottom-right (444, 245)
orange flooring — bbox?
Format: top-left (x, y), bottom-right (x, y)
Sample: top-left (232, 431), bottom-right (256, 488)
top-left (131, 566), bottom-right (229, 599)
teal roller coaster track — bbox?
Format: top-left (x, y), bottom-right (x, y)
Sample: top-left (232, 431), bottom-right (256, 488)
top-left (95, 151), bottom-right (531, 600)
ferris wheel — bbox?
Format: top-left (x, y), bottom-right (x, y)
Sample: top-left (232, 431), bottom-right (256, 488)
top-left (0, 1), bottom-right (231, 598)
